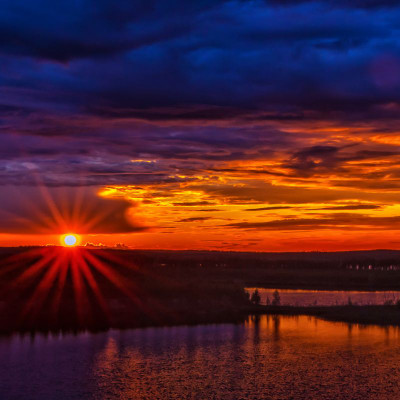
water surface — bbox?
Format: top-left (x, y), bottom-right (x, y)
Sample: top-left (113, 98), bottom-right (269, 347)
top-left (247, 288), bottom-right (400, 306)
top-left (1, 316), bottom-right (400, 399)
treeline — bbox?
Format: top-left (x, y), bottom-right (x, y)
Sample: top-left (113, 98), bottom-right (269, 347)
top-left (103, 248), bottom-right (400, 271)
top-left (4, 247), bottom-right (400, 271)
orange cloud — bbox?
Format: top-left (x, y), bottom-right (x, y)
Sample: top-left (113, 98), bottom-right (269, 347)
top-left (0, 186), bottom-right (147, 234)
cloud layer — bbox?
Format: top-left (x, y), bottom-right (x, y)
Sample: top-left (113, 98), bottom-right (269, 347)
top-left (1, 1), bottom-right (400, 249)
top-left (0, 186), bottom-right (147, 234)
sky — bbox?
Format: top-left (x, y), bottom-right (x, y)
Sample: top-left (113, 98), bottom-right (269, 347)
top-left (1, 0), bottom-right (400, 251)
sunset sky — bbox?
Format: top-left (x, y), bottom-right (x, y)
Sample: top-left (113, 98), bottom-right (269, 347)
top-left (2, 0), bottom-right (400, 250)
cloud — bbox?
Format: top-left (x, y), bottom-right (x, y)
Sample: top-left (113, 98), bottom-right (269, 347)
top-left (244, 206), bottom-right (294, 211)
top-left (226, 214), bottom-right (400, 231)
top-left (177, 217), bottom-right (211, 223)
top-left (0, 186), bottom-right (147, 234)
top-left (83, 242), bottom-right (130, 249)
top-left (309, 204), bottom-right (382, 211)
top-left (173, 201), bottom-right (216, 207)
top-left (2, 0), bottom-right (400, 250)
top-left (0, 1), bottom-right (218, 62)
top-left (266, 0), bottom-right (400, 9)
top-left (1, 0), bottom-right (400, 123)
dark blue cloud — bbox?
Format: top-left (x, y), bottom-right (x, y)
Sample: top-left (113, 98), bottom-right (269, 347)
top-left (1, 0), bottom-right (400, 188)
top-left (0, 0), bottom-right (398, 111)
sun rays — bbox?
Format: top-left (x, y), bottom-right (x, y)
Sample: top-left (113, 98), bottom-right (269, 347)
top-left (0, 245), bottom-right (155, 330)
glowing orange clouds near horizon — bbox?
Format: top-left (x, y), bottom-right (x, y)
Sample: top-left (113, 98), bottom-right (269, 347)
top-left (2, 120), bottom-right (400, 252)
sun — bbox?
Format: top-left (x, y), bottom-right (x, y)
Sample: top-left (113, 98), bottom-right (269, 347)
top-left (61, 234), bottom-right (80, 247)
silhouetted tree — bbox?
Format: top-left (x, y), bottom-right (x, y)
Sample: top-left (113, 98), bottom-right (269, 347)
top-left (347, 296), bottom-right (353, 306)
top-left (272, 290), bottom-right (281, 306)
top-left (250, 289), bottom-right (261, 305)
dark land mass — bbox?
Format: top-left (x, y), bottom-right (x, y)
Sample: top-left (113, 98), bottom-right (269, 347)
top-left (1, 247), bottom-right (400, 334)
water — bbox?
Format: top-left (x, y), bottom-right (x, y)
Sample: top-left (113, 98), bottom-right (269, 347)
top-left (246, 288), bottom-right (400, 306)
top-left (1, 316), bottom-right (400, 399)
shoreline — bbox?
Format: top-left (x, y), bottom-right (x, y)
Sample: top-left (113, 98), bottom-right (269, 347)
top-left (2, 305), bottom-right (400, 336)
top-left (246, 285), bottom-right (400, 293)
top-left (2, 247), bottom-right (400, 335)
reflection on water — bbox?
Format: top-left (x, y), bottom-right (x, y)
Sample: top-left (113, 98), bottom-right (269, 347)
top-left (246, 288), bottom-right (400, 306)
top-left (1, 316), bottom-right (400, 399)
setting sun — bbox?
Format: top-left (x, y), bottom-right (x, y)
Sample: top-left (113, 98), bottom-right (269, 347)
top-left (61, 234), bottom-right (79, 247)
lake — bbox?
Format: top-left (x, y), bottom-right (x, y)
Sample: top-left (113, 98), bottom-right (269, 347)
top-left (246, 288), bottom-right (400, 306)
top-left (1, 316), bottom-right (400, 399)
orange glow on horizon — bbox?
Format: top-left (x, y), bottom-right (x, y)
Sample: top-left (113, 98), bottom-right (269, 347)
top-left (3, 120), bottom-right (400, 252)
